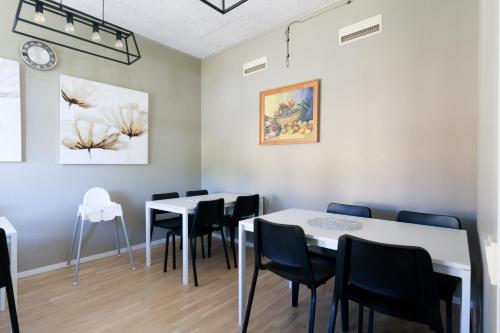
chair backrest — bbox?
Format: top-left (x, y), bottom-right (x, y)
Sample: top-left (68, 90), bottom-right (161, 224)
top-left (327, 203), bottom-right (372, 218)
top-left (191, 199), bottom-right (224, 236)
top-left (253, 218), bottom-right (314, 285)
top-left (186, 190), bottom-right (208, 197)
top-left (0, 228), bottom-right (10, 287)
top-left (152, 192), bottom-right (180, 201)
top-left (152, 192), bottom-right (180, 216)
top-left (83, 187), bottom-right (112, 208)
top-left (233, 194), bottom-right (260, 220)
top-left (396, 210), bottom-right (461, 229)
top-left (335, 235), bottom-right (442, 330)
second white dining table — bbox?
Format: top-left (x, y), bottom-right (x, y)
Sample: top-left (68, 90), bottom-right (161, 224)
top-left (238, 208), bottom-right (471, 333)
top-left (145, 192), bottom-right (263, 285)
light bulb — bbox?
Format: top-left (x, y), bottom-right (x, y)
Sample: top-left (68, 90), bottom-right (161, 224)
top-left (33, 2), bottom-right (45, 24)
top-left (91, 31), bottom-right (101, 42)
top-left (115, 39), bottom-right (124, 49)
top-left (34, 12), bottom-right (46, 24)
top-left (91, 23), bottom-right (101, 42)
top-left (115, 32), bottom-right (123, 49)
top-left (65, 22), bottom-right (75, 34)
top-left (65, 14), bottom-right (75, 34)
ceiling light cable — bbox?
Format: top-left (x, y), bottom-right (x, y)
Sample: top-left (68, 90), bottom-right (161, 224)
top-left (285, 0), bottom-right (353, 67)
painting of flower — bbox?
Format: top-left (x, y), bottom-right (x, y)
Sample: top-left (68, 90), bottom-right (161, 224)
top-left (260, 79), bottom-right (319, 145)
top-left (0, 58), bottom-right (22, 161)
top-left (60, 75), bottom-right (148, 164)
top-left (104, 103), bottom-right (148, 139)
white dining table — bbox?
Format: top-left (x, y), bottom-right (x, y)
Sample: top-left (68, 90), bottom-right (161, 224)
top-left (145, 192), bottom-right (263, 285)
top-left (238, 208), bottom-right (471, 333)
top-left (0, 217), bottom-right (17, 312)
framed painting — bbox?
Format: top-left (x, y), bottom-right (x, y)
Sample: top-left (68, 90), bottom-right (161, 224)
top-left (60, 75), bottom-right (148, 164)
top-left (260, 79), bottom-right (319, 145)
top-left (0, 58), bottom-right (22, 161)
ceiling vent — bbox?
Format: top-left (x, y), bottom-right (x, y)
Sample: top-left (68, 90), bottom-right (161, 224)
top-left (339, 14), bottom-right (382, 46)
top-left (243, 56), bottom-right (267, 76)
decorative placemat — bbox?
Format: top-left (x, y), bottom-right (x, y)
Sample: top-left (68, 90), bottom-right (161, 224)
top-left (307, 217), bottom-right (363, 231)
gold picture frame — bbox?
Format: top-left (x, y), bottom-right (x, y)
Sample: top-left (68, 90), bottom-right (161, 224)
top-left (259, 79), bottom-right (319, 145)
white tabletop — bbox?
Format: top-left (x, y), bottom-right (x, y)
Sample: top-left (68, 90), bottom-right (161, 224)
top-left (240, 208), bottom-right (471, 271)
top-left (147, 193), bottom-right (250, 211)
top-left (0, 217), bottom-right (16, 236)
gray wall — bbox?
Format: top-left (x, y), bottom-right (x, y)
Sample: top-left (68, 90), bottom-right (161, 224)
top-left (201, 0), bottom-right (477, 222)
top-left (477, 0), bottom-right (499, 331)
top-left (0, 0), bottom-right (201, 271)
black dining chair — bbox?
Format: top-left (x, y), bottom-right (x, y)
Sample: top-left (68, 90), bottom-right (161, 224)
top-left (186, 190), bottom-right (208, 197)
top-left (186, 190), bottom-right (209, 259)
top-left (397, 210), bottom-right (462, 333)
top-left (310, 202), bottom-right (372, 263)
top-left (150, 192), bottom-right (181, 240)
top-left (221, 194), bottom-right (259, 268)
top-left (305, 202), bottom-right (372, 331)
top-left (328, 235), bottom-right (444, 333)
top-left (242, 218), bottom-right (336, 333)
top-left (166, 198), bottom-right (231, 286)
top-left (0, 228), bottom-right (19, 333)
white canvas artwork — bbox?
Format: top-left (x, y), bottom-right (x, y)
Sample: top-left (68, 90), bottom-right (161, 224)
top-left (60, 75), bottom-right (148, 164)
top-left (0, 58), bottom-right (22, 162)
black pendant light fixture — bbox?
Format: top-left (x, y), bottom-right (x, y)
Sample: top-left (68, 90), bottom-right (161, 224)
top-left (199, 0), bottom-right (249, 14)
top-left (12, 0), bottom-right (140, 65)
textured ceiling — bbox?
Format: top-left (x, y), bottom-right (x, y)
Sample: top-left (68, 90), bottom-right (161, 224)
top-left (62, 0), bottom-right (337, 58)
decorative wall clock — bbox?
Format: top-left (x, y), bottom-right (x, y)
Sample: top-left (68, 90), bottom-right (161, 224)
top-left (19, 40), bottom-right (57, 71)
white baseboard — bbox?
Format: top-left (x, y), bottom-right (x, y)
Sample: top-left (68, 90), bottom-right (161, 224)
top-left (18, 232), bottom-right (254, 279)
top-left (17, 239), bottom-right (165, 279)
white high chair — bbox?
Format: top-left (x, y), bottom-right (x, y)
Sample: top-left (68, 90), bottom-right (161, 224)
top-left (66, 188), bottom-right (136, 285)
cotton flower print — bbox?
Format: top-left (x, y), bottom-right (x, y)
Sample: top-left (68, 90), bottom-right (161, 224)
top-left (61, 119), bottom-right (121, 157)
top-left (0, 62), bottom-right (20, 99)
top-left (60, 79), bottom-right (100, 110)
top-left (104, 103), bottom-right (148, 139)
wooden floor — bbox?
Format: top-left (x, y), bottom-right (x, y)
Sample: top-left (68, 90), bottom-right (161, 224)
top-left (0, 239), bottom-right (456, 332)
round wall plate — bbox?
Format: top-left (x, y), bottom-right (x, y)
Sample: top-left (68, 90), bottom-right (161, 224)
top-left (20, 40), bottom-right (57, 71)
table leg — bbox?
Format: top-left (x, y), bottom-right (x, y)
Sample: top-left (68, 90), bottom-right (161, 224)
top-left (182, 211), bottom-right (189, 285)
top-left (145, 204), bottom-right (151, 267)
top-left (238, 224), bottom-right (247, 326)
top-left (460, 270), bottom-right (471, 333)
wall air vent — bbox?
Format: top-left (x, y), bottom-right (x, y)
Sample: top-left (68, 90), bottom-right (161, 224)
top-left (243, 56), bottom-right (267, 76)
top-left (339, 14), bottom-right (382, 46)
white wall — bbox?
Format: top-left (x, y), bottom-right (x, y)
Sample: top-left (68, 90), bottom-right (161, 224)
top-left (201, 0), bottom-right (477, 222)
top-left (478, 0), bottom-right (500, 331)
top-left (0, 0), bottom-right (201, 271)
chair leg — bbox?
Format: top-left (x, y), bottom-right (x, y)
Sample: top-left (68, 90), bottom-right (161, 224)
top-left (292, 282), bottom-right (299, 307)
top-left (201, 235), bottom-right (206, 259)
top-left (119, 216), bottom-right (136, 271)
top-left (164, 233), bottom-right (170, 273)
top-left (341, 297), bottom-right (349, 332)
top-left (72, 219), bottom-right (85, 285)
top-left (189, 238), bottom-right (198, 287)
top-left (368, 308), bottom-right (374, 333)
top-left (229, 225), bottom-right (237, 268)
top-left (446, 300), bottom-right (452, 333)
top-left (308, 288), bottom-right (317, 333)
top-left (114, 218), bottom-right (121, 256)
top-left (357, 304), bottom-right (364, 333)
top-left (242, 268), bottom-right (259, 333)
top-left (66, 215), bottom-right (80, 266)
top-left (327, 294), bottom-right (339, 333)
top-left (220, 227), bottom-right (231, 270)
top-left (207, 232), bottom-right (212, 257)
top-left (5, 272), bottom-right (19, 333)
top-left (172, 235), bottom-right (176, 270)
